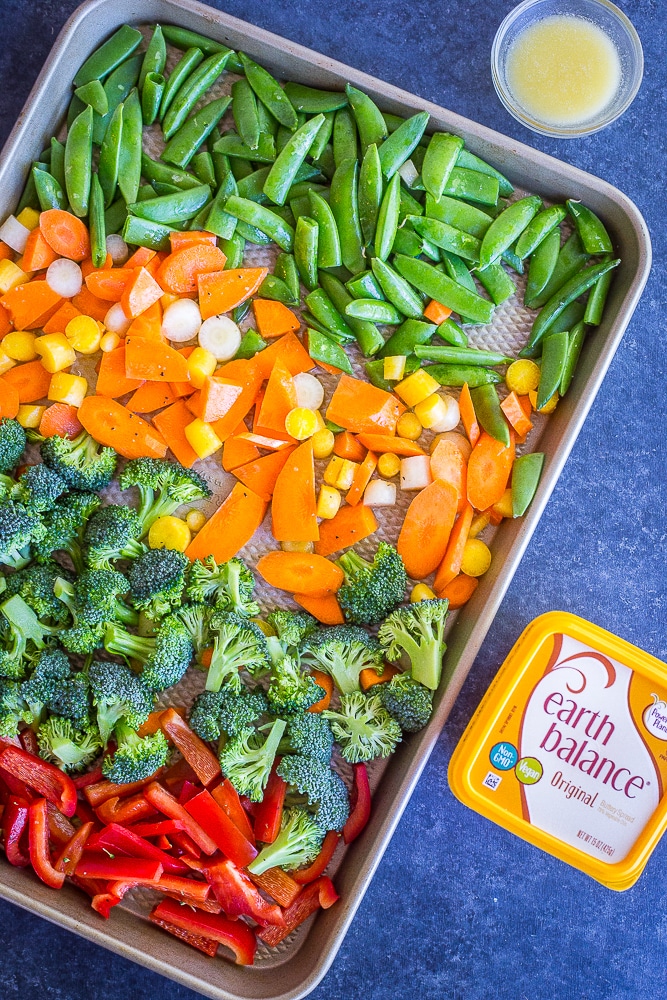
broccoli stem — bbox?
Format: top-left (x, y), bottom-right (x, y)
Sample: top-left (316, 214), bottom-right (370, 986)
top-left (104, 623), bottom-right (154, 665)
top-left (337, 550), bottom-right (370, 580)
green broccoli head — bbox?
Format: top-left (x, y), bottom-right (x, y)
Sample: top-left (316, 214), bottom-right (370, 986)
top-left (119, 458), bottom-right (210, 536)
top-left (41, 429), bottom-right (117, 491)
top-left (89, 658), bottom-right (154, 745)
top-left (324, 691), bottom-right (402, 763)
top-left (83, 504), bottom-right (146, 570)
top-left (0, 500), bottom-right (47, 570)
top-left (266, 609), bottom-right (317, 650)
top-left (73, 567), bottom-right (138, 628)
top-left (21, 646), bottom-right (72, 725)
top-left (0, 594), bottom-right (58, 679)
top-left (283, 712), bottom-right (334, 763)
top-left (0, 418), bottom-right (27, 474)
top-left (104, 617), bottom-right (194, 693)
top-left (5, 564), bottom-right (72, 624)
top-left (277, 754), bottom-right (350, 833)
top-left (185, 556), bottom-right (259, 617)
top-left (128, 548), bottom-right (188, 620)
top-left (299, 625), bottom-right (384, 695)
top-left (218, 717), bottom-right (286, 802)
top-left (37, 716), bottom-right (103, 774)
top-left (102, 719), bottom-right (170, 784)
top-left (267, 655), bottom-right (325, 715)
top-left (247, 806), bottom-right (324, 874)
top-left (33, 491), bottom-right (101, 572)
top-left (378, 598), bottom-right (449, 691)
top-left (9, 463), bottom-right (69, 514)
top-left (171, 603), bottom-right (211, 656)
top-left (337, 542), bottom-right (407, 626)
top-left (47, 670), bottom-right (92, 729)
top-left (189, 686), bottom-right (268, 743)
top-left (205, 611), bottom-right (271, 694)
top-left (53, 577), bottom-right (106, 653)
top-left (0, 678), bottom-right (31, 737)
top-left (377, 673), bottom-right (433, 732)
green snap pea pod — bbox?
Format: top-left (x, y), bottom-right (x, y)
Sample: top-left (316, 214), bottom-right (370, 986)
top-left (294, 216), bottom-right (319, 290)
top-left (117, 89), bottom-right (142, 208)
top-left (443, 167), bottom-right (499, 206)
top-left (92, 54), bottom-right (142, 145)
top-left (425, 193), bottom-right (491, 240)
top-left (67, 94), bottom-right (86, 131)
top-left (308, 112), bottom-right (335, 162)
top-left (192, 152), bottom-right (216, 188)
top-left (475, 262), bottom-right (516, 305)
top-left (347, 271), bottom-right (384, 300)
top-left (232, 300), bottom-right (252, 325)
top-left (223, 195), bottom-right (294, 252)
top-left (306, 328), bottom-right (354, 375)
top-left (312, 143), bottom-right (336, 181)
top-left (141, 73), bottom-right (165, 126)
top-left (289, 182), bottom-right (327, 205)
top-left (333, 107), bottom-right (358, 167)
top-left (371, 257), bottom-right (423, 320)
top-left (258, 273), bottom-right (297, 305)
top-left (49, 138), bottom-right (67, 194)
top-left (98, 103), bottom-right (123, 207)
top-left (139, 25), bottom-right (166, 90)
top-left (374, 172), bottom-right (401, 262)
top-left (392, 226), bottom-right (423, 257)
top-left (559, 320), bottom-right (587, 396)
top-left (408, 215), bottom-right (481, 263)
top-left (378, 112), bottom-right (429, 180)
top-left (421, 132), bottom-right (464, 202)
top-left (235, 330), bottom-right (268, 360)
top-left (235, 219), bottom-right (271, 245)
top-left (159, 47), bottom-right (204, 122)
top-left (358, 143), bottom-right (383, 246)
top-left (414, 344), bottom-right (512, 366)
top-left (536, 331), bottom-right (569, 409)
top-left (16, 164), bottom-right (41, 214)
top-left (232, 78), bottom-right (260, 151)
top-left (469, 384), bottom-right (510, 446)
top-left (399, 185), bottom-right (423, 222)
top-left (427, 364), bottom-right (502, 388)
top-left (522, 258), bottom-right (620, 357)
top-left (212, 151), bottom-right (230, 188)
top-left (307, 190), bottom-right (341, 268)
top-left (204, 164), bottom-right (238, 240)
top-left (263, 114), bottom-right (326, 206)
top-left (256, 98), bottom-right (278, 137)
top-left (436, 318), bottom-right (468, 348)
top-left (129, 184), bottom-right (211, 224)
top-left (524, 226), bottom-right (561, 307)
top-left (501, 249), bottom-right (524, 274)
top-left (289, 195), bottom-right (311, 223)
top-left (365, 356), bottom-right (420, 391)
top-left (566, 199), bottom-right (613, 254)
top-left (411, 143), bottom-right (426, 174)
top-left (549, 299), bottom-right (585, 335)
top-left (32, 166), bottom-right (66, 211)
top-left (479, 195), bottom-right (542, 269)
top-left (160, 25), bottom-right (231, 56)
top-left (137, 185), bottom-right (158, 202)
top-left (213, 132), bottom-right (276, 163)
top-left (288, 166), bottom-right (327, 191)
top-left (89, 173), bottom-right (107, 268)
top-left (236, 166), bottom-right (272, 202)
top-left (275, 253), bottom-right (300, 303)
top-left (105, 197), bottom-right (127, 235)
top-left (382, 112), bottom-right (407, 133)
top-left (301, 312), bottom-right (334, 338)
top-left (74, 80), bottom-right (109, 116)
top-left (515, 204), bottom-right (567, 260)
top-left (239, 53), bottom-right (298, 130)
top-left (140, 152), bottom-right (201, 191)
top-left (345, 84), bottom-right (387, 154)
top-left (527, 231), bottom-right (590, 309)
top-left (220, 231), bottom-right (245, 269)
top-left (234, 159), bottom-right (264, 180)
top-left (283, 83), bottom-right (348, 113)
top-left (162, 96), bottom-right (232, 169)
top-left (64, 104), bottom-right (93, 217)
top-left (163, 52), bottom-right (231, 140)
top-left (346, 298), bottom-right (402, 325)
top-left (584, 255), bottom-right (614, 326)
top-left (305, 288), bottom-right (355, 341)
top-left (395, 254), bottom-right (495, 325)
top-left (456, 149), bottom-right (514, 197)
top-left (330, 158), bottom-right (365, 275)
top-left (440, 250), bottom-right (478, 294)
top-left (378, 319), bottom-right (435, 359)
top-left (152, 182), bottom-right (181, 197)
top-left (122, 214), bottom-right (173, 251)
top-left (511, 453), bottom-right (545, 517)
top-left (319, 271), bottom-right (384, 356)
top-left (74, 25), bottom-right (142, 87)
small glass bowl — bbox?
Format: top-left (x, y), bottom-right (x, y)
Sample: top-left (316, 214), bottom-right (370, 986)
top-left (491, 0), bottom-right (643, 138)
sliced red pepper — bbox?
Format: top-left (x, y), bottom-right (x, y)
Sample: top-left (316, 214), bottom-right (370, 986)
top-left (258, 876), bottom-right (339, 947)
top-left (87, 822), bottom-right (189, 875)
top-left (55, 820), bottom-right (94, 876)
top-left (178, 779), bottom-right (200, 805)
top-left (162, 756), bottom-right (198, 794)
top-left (205, 858), bottom-right (284, 926)
top-left (246, 866), bottom-right (301, 907)
top-left (95, 873), bottom-right (213, 913)
top-left (150, 898), bottom-right (257, 965)
top-left (71, 874), bottom-right (107, 899)
top-left (127, 819), bottom-right (185, 838)
top-left (293, 830), bottom-right (339, 884)
top-left (72, 767), bottom-right (104, 790)
top-left (342, 762), bottom-right (371, 844)
top-left (19, 728), bottom-right (39, 756)
top-left (252, 762), bottom-right (286, 845)
top-left (155, 834), bottom-right (172, 851)
top-left (91, 890), bottom-right (122, 919)
top-left (75, 799), bottom-right (98, 827)
top-left (143, 781), bottom-right (218, 855)
top-left (211, 778), bottom-right (255, 845)
top-left (47, 801), bottom-right (77, 845)
top-left (28, 797), bottom-right (65, 889)
top-left (84, 769), bottom-right (165, 808)
top-left (75, 853), bottom-right (163, 881)
top-left (185, 789), bottom-right (258, 869)
top-left (95, 792), bottom-right (156, 826)
top-left (160, 708), bottom-right (221, 787)
top-left (170, 828), bottom-right (203, 859)
top-left (2, 795), bottom-right (30, 867)
top-left (149, 913), bottom-right (220, 956)
top-left (0, 745), bottom-right (77, 817)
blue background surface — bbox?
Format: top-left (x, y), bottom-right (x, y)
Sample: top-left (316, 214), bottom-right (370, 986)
top-left (1, 1), bottom-right (665, 997)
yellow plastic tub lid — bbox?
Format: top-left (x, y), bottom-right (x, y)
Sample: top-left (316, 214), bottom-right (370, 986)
top-left (448, 611), bottom-right (667, 890)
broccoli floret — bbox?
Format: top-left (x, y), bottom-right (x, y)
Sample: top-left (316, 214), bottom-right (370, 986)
top-left (47, 671), bottom-right (92, 729)
top-left (5, 564), bottom-right (72, 624)
top-left (282, 712), bottom-right (334, 763)
top-left (20, 646), bottom-right (71, 726)
top-left (266, 609), bottom-right (317, 650)
top-left (300, 625), bottom-right (384, 695)
top-left (336, 542), bottom-right (407, 626)
top-left (127, 548), bottom-right (188, 620)
top-left (83, 505), bottom-right (146, 570)
top-left (41, 429), bottom-right (116, 491)
top-left (74, 568), bottom-right (138, 628)
top-left (185, 555), bottom-right (259, 617)
top-left (205, 611), bottom-right (271, 695)
top-left (9, 464), bottom-right (68, 513)
top-left (0, 594), bottom-right (57, 679)
top-left (219, 718), bottom-right (286, 802)
top-left (119, 458), bottom-right (210, 537)
top-left (37, 717), bottom-right (102, 773)
top-left (324, 691), bottom-right (402, 763)
top-left (189, 687), bottom-right (268, 743)
top-left (104, 617), bottom-right (194, 692)
top-left (33, 492), bottom-right (101, 572)
top-left (53, 577), bottom-right (105, 653)
top-left (247, 806), bottom-right (324, 873)
top-left (88, 659), bottom-right (154, 745)
top-left (377, 673), bottom-right (433, 732)
top-left (0, 678), bottom-right (31, 737)
top-left (0, 501), bottom-right (46, 569)
top-left (0, 418), bottom-right (26, 474)
top-left (378, 599), bottom-right (449, 691)
top-left (277, 754), bottom-right (350, 833)
top-left (171, 603), bottom-right (210, 656)
top-left (101, 719), bottom-right (169, 784)
top-left (267, 655), bottom-right (324, 715)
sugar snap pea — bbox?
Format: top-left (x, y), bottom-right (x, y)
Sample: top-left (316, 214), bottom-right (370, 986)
top-left (470, 384), bottom-right (510, 446)
top-left (92, 54), bottom-right (142, 145)
top-left (312, 143), bottom-right (336, 181)
top-left (204, 165), bottom-right (238, 240)
top-left (515, 204), bottom-right (567, 260)
top-left (294, 216), bottom-right (319, 290)
top-left (566, 200), bottom-right (613, 254)
top-left (399, 185), bottom-right (423, 222)
top-left (223, 195), bottom-right (294, 252)
top-left (32, 165), bottom-right (66, 211)
top-left (309, 112), bottom-right (335, 162)
top-left (220, 231), bottom-right (245, 269)
top-left (422, 132), bottom-right (464, 202)
top-left (307, 190), bottom-right (341, 268)
top-left (374, 172), bottom-right (401, 262)
top-left (258, 273), bottom-right (297, 305)
top-left (65, 104), bottom-right (93, 217)
top-left (501, 248), bottom-right (524, 274)
top-left (440, 251), bottom-right (477, 296)
top-left (162, 96), bottom-right (231, 169)
top-left (67, 94), bottom-right (86, 132)
top-left (319, 272), bottom-right (384, 357)
top-left (392, 227), bottom-right (423, 257)
top-left (159, 47), bottom-right (204, 122)
top-left (347, 271), bottom-right (384, 301)
top-left (160, 25), bottom-right (230, 56)
top-left (512, 453), bottom-right (544, 517)
top-left (346, 298), bottom-right (402, 325)
top-left (443, 167), bottom-right (499, 206)
top-left (476, 261), bottom-right (516, 305)
top-left (239, 53), bottom-right (298, 130)
top-left (305, 288), bottom-right (355, 342)
top-left (365, 356), bottom-right (420, 391)
top-left (117, 88), bottom-right (142, 208)
top-left (425, 193), bottom-right (491, 240)
top-left (436, 318), bottom-right (468, 348)
top-left (74, 80), bottom-right (109, 116)
top-left (345, 84), bottom-right (387, 154)
top-left (235, 219), bottom-right (271, 245)
top-left (427, 364), bottom-right (502, 387)
top-left (378, 319), bottom-right (435, 359)
top-left (357, 143), bottom-right (383, 246)
top-left (330, 158), bottom-right (365, 275)
top-left (141, 153), bottom-right (201, 192)
top-left (306, 327), bottom-right (354, 375)
top-left (524, 226), bottom-right (561, 307)
top-left (371, 257), bottom-right (423, 320)
top-left (122, 214), bottom-right (173, 251)
top-left (395, 255), bottom-right (495, 325)
top-left (235, 330), bottom-right (268, 361)
top-left (528, 232), bottom-right (590, 309)
top-left (192, 152), bottom-right (216, 188)
top-left (274, 253), bottom-right (300, 303)
top-left (283, 83), bottom-right (348, 113)
top-left (559, 320), bottom-right (587, 397)
top-left (137, 186), bottom-right (159, 201)
top-left (536, 331), bottom-right (569, 409)
top-left (333, 107), bottom-right (358, 167)
top-left (139, 25), bottom-right (166, 90)
top-left (129, 184), bottom-right (211, 224)
top-left (49, 138), bottom-right (67, 194)
top-left (163, 51), bottom-right (231, 140)
top-left (584, 255), bottom-right (614, 326)
top-left (74, 25), bottom-right (142, 87)
top-left (549, 300), bottom-right (585, 335)
top-left (408, 215), bottom-right (481, 263)
top-left (89, 173), bottom-right (107, 268)
top-left (378, 111), bottom-right (429, 180)
top-left (479, 195), bottom-right (542, 269)
top-left (414, 344), bottom-right (512, 366)
top-left (104, 197), bottom-right (127, 235)
top-left (456, 149), bottom-right (514, 197)
top-left (141, 73), bottom-right (165, 126)
top-left (232, 79), bottom-right (260, 151)
top-left (213, 132), bottom-right (276, 163)
top-left (263, 114), bottom-right (325, 206)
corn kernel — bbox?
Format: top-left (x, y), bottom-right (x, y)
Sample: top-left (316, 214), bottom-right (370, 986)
top-left (529, 389), bottom-right (559, 414)
top-left (335, 458), bottom-right (358, 491)
top-left (2, 331), bottom-right (37, 361)
top-left (100, 332), bottom-right (120, 352)
top-left (184, 418), bottom-right (223, 460)
top-left (383, 355), bottom-right (407, 381)
top-left (65, 314), bottom-right (101, 355)
top-left (469, 511), bottom-right (491, 538)
top-left (323, 455), bottom-right (346, 487)
top-left (187, 346), bottom-right (217, 389)
top-left (311, 428), bottom-right (335, 459)
top-left (395, 369), bottom-right (440, 407)
top-left (185, 509), bottom-right (207, 533)
top-left (414, 393), bottom-right (449, 430)
top-left (280, 540), bottom-right (314, 553)
top-left (16, 404), bottom-right (45, 428)
top-left (48, 372), bottom-right (87, 407)
top-left (396, 411), bottom-right (423, 440)
top-left (461, 538), bottom-right (492, 577)
top-left (34, 332), bottom-right (76, 373)
top-left (378, 452), bottom-right (401, 478)
top-left (0, 259), bottom-right (29, 294)
top-left (285, 406), bottom-right (318, 441)
top-left (411, 583), bottom-right (436, 603)
top-left (317, 485), bottom-right (342, 519)
top-left (492, 488), bottom-right (514, 519)
top-left (252, 619), bottom-right (276, 636)
top-left (148, 515), bottom-right (191, 552)
top-left (15, 207), bottom-right (40, 231)
top-left (506, 359), bottom-right (541, 395)
top-left (0, 350), bottom-right (16, 376)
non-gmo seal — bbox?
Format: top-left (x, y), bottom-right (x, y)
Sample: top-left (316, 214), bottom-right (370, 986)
top-left (490, 742), bottom-right (518, 771)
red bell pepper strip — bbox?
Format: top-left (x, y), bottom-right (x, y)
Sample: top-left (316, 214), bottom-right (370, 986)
top-left (55, 820), bottom-right (94, 876)
top-left (178, 779), bottom-right (200, 805)
top-left (170, 828), bottom-right (203, 859)
top-left (47, 801), bottom-right (77, 844)
top-left (258, 876), bottom-right (339, 947)
top-left (91, 891), bottom-right (123, 919)
top-left (156, 835), bottom-right (172, 851)
top-left (71, 874), bottom-right (107, 899)
top-left (160, 709), bottom-right (221, 787)
top-left (94, 873), bottom-right (213, 914)
top-left (72, 767), bottom-right (104, 790)
top-left (204, 858), bottom-right (285, 926)
top-left (28, 797), bottom-right (65, 889)
top-left (84, 769), bottom-right (165, 807)
top-left (0, 745), bottom-right (77, 817)
top-left (246, 866), bottom-right (301, 907)
top-left (87, 821), bottom-right (189, 875)
top-left (75, 799), bottom-right (98, 827)
top-left (19, 728), bottom-right (39, 756)
top-left (252, 763), bottom-right (286, 845)
top-left (293, 830), bottom-right (339, 884)
top-left (2, 795), bottom-right (30, 867)
top-left (95, 792), bottom-right (156, 826)
top-left (342, 762), bottom-right (371, 844)
top-left (150, 898), bottom-right (257, 965)
top-left (211, 778), bottom-right (255, 845)
top-left (75, 853), bottom-right (163, 881)
top-left (185, 790), bottom-right (258, 869)
top-left (127, 819), bottom-right (185, 838)
top-left (149, 910), bottom-right (220, 956)
top-left (143, 781), bottom-right (218, 855)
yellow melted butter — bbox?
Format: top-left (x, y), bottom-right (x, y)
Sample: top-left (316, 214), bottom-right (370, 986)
top-left (506, 15), bottom-right (622, 127)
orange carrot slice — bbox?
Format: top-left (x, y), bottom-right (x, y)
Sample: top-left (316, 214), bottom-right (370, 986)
top-left (397, 480), bottom-right (458, 579)
top-left (255, 358), bottom-right (296, 440)
top-left (151, 400), bottom-right (199, 468)
top-left (0, 281), bottom-right (62, 330)
top-left (125, 246), bottom-right (156, 269)
top-left (333, 431), bottom-right (366, 462)
top-left (38, 402), bottom-right (83, 439)
top-left (78, 396), bottom-right (167, 459)
top-left (0, 242), bottom-right (13, 262)
top-left (196, 377), bottom-right (243, 423)
top-left (345, 450), bottom-right (378, 507)
top-left (126, 300), bottom-right (164, 341)
top-left (500, 390), bottom-right (533, 438)
top-left (314, 504), bottom-right (378, 558)
top-left (39, 209), bottom-right (90, 261)
top-left (185, 483), bottom-right (268, 562)
top-left (207, 360), bottom-right (262, 442)
top-left (360, 663), bottom-right (400, 691)
top-left (438, 573), bottom-right (478, 609)
top-left (121, 267), bottom-right (164, 319)
top-left (71, 286), bottom-right (108, 322)
top-left (430, 438), bottom-right (467, 511)
top-left (271, 439), bottom-right (318, 542)
top-left (252, 299), bottom-right (300, 339)
top-left (157, 244), bottom-right (227, 295)
top-left (125, 336), bottom-right (190, 382)
top-left (197, 267), bottom-right (268, 320)
top-left (233, 446), bottom-right (296, 501)
top-left (423, 300), bottom-right (452, 325)
top-left (433, 503), bottom-right (474, 592)
top-left (0, 378), bottom-right (20, 419)
top-left (355, 433), bottom-right (424, 457)
top-left (467, 432), bottom-right (515, 511)
top-left (126, 382), bottom-right (177, 414)
top-left (169, 231), bottom-right (217, 252)
top-left (326, 374), bottom-right (404, 435)
top-left (0, 303), bottom-right (11, 339)
top-left (84, 267), bottom-right (133, 302)
top-left (42, 301), bottom-right (81, 334)
top-left (222, 430), bottom-right (260, 472)
top-left (169, 346), bottom-right (196, 399)
top-left (81, 253), bottom-right (113, 277)
top-left (459, 383), bottom-right (480, 448)
top-left (21, 228), bottom-right (59, 271)
top-left (95, 346), bottom-right (144, 397)
top-left (2, 359), bottom-right (52, 402)
top-left (256, 551), bottom-right (344, 596)
top-left (294, 593), bottom-right (345, 627)
top-left (306, 670), bottom-right (335, 712)
top-left (253, 331), bottom-right (314, 379)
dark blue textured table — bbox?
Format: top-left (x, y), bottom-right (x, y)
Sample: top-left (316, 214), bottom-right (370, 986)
top-left (1, 2), bottom-right (664, 997)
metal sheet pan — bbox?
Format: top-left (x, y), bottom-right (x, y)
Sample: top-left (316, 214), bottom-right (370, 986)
top-left (0, 1), bottom-right (651, 998)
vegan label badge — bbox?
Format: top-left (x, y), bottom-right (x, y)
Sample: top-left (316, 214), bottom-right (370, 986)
top-left (515, 756), bottom-right (543, 784)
